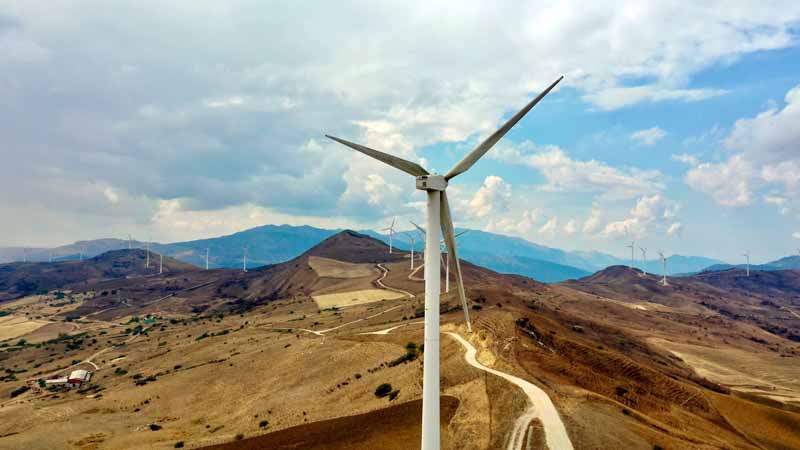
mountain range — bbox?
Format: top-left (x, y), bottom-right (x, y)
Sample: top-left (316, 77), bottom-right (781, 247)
top-left (0, 223), bottom-right (751, 283)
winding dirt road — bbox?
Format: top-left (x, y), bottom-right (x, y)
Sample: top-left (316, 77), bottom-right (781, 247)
top-left (445, 332), bottom-right (574, 450)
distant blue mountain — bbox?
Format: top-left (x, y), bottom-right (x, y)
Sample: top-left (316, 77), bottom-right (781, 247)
top-left (693, 255), bottom-right (799, 275)
top-left (2, 223), bottom-right (747, 284)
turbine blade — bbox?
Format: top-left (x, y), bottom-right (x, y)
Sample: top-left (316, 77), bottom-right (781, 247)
top-left (325, 135), bottom-right (429, 177)
top-left (440, 191), bottom-right (472, 333)
top-left (444, 76), bottom-right (563, 181)
top-left (410, 221), bottom-right (426, 235)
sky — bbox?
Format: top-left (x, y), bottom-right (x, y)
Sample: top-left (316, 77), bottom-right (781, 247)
top-left (2, 1), bottom-right (800, 263)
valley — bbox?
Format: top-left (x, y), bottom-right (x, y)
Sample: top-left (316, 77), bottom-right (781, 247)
top-left (0, 231), bottom-right (798, 449)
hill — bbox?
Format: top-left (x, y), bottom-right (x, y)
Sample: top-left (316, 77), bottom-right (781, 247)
top-left (0, 249), bottom-right (195, 302)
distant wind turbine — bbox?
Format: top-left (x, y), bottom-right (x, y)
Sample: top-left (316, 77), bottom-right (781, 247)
top-left (159, 254), bottom-right (163, 274)
top-left (658, 251), bottom-right (668, 286)
top-left (145, 239), bottom-right (150, 268)
top-left (743, 252), bottom-right (750, 277)
top-left (406, 232), bottom-right (417, 270)
top-left (626, 241), bottom-right (636, 270)
top-left (205, 248), bottom-right (210, 270)
top-left (411, 222), bottom-right (467, 293)
top-left (325, 74), bottom-right (563, 450)
top-left (128, 234), bottom-right (133, 250)
top-left (640, 247), bottom-right (647, 275)
top-left (243, 247), bottom-right (248, 273)
top-left (382, 218), bottom-right (396, 254)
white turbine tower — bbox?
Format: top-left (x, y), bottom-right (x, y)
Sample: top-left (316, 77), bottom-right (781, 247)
top-left (743, 251), bottom-right (750, 277)
top-left (640, 247), bottom-right (647, 275)
top-left (145, 239), bottom-right (150, 268)
top-left (626, 241), bottom-right (636, 270)
top-left (205, 248), bottom-right (210, 270)
top-left (406, 232), bottom-right (416, 270)
top-left (382, 218), bottom-right (396, 254)
top-left (411, 222), bottom-right (468, 293)
top-left (159, 253), bottom-right (163, 274)
top-left (326, 74), bottom-right (563, 450)
top-left (658, 250), bottom-right (668, 286)
top-left (243, 247), bottom-right (248, 273)
top-left (128, 234), bottom-right (133, 250)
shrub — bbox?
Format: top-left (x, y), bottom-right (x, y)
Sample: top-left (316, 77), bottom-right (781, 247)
top-left (10, 386), bottom-right (30, 398)
top-left (149, 423), bottom-right (162, 431)
top-left (374, 383), bottom-right (392, 398)
top-left (235, 433), bottom-right (244, 441)
top-left (259, 420), bottom-right (269, 428)
top-left (174, 442), bottom-right (184, 448)
top-left (388, 389), bottom-right (400, 401)
top-left (115, 368), bottom-right (128, 376)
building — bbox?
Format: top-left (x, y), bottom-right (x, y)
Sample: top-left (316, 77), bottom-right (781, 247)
top-left (67, 369), bottom-right (92, 388)
top-left (43, 369), bottom-right (92, 389)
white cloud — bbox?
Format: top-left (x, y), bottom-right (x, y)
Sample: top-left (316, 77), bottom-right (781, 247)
top-left (2, 2), bottom-right (800, 242)
top-left (485, 209), bottom-right (541, 235)
top-left (563, 219), bottom-right (578, 236)
top-left (793, 232), bottom-right (800, 240)
top-left (667, 222), bottom-right (683, 237)
top-left (585, 87), bottom-right (727, 111)
top-left (468, 176), bottom-right (511, 219)
top-left (603, 195), bottom-right (680, 239)
top-left (494, 144), bottom-right (664, 200)
top-left (684, 155), bottom-right (754, 207)
top-left (630, 126), bottom-right (667, 145)
top-left (582, 207), bottom-right (603, 234)
top-left (538, 217), bottom-right (558, 237)
top-left (683, 84), bottom-right (800, 213)
top-left (672, 153), bottom-right (700, 166)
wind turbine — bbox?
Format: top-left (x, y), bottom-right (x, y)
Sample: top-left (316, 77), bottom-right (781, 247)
top-left (205, 248), bottom-right (210, 270)
top-left (411, 222), bottom-right (468, 293)
top-left (743, 251), bottom-right (750, 276)
top-left (159, 254), bottom-right (163, 274)
top-left (382, 218), bottom-right (396, 253)
top-left (626, 241), bottom-right (636, 270)
top-left (326, 74), bottom-right (563, 450)
top-left (128, 234), bottom-right (133, 250)
top-left (658, 250), bottom-right (668, 286)
top-left (145, 239), bottom-right (150, 268)
top-left (243, 247), bottom-right (248, 273)
top-left (406, 232), bottom-right (417, 270)
top-left (640, 247), bottom-right (647, 275)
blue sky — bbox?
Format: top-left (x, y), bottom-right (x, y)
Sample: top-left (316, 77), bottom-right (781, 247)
top-left (2, 1), bottom-right (800, 264)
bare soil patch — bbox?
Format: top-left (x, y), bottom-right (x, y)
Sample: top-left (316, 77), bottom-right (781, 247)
top-left (313, 289), bottom-right (406, 309)
top-left (309, 256), bottom-right (378, 279)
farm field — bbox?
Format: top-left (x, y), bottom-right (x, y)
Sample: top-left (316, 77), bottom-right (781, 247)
top-left (308, 256), bottom-right (378, 279)
top-left (0, 314), bottom-right (50, 341)
top-left (313, 289), bottom-right (407, 309)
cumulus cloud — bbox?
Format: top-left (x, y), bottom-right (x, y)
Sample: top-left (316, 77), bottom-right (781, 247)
top-left (582, 207), bottom-right (603, 234)
top-left (630, 126), bottom-right (667, 145)
top-left (603, 195), bottom-right (681, 239)
top-left (563, 219), bottom-right (578, 236)
top-left (672, 153), bottom-right (700, 166)
top-left (2, 1), bottom-right (800, 243)
top-left (494, 144), bottom-right (664, 200)
top-left (468, 176), bottom-right (512, 219)
top-left (485, 209), bottom-right (541, 235)
top-left (793, 232), bottom-right (800, 240)
top-left (538, 217), bottom-right (559, 237)
top-left (682, 83), bottom-right (800, 212)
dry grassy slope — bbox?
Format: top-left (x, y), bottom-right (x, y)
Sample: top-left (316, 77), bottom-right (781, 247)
top-left (563, 266), bottom-right (800, 343)
top-left (0, 249), bottom-right (196, 303)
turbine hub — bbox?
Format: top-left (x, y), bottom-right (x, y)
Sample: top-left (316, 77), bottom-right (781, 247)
top-left (415, 174), bottom-right (447, 192)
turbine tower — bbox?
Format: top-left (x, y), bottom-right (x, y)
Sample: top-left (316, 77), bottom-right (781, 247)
top-left (128, 234), bottom-right (133, 250)
top-left (243, 247), bottom-right (248, 273)
top-left (743, 252), bottom-right (750, 276)
top-left (205, 248), bottom-right (210, 270)
top-left (412, 223), bottom-right (468, 293)
top-left (325, 74), bottom-right (563, 450)
top-left (382, 218), bottom-right (396, 253)
top-left (658, 250), bottom-right (668, 286)
top-left (640, 247), bottom-right (647, 275)
top-left (626, 241), bottom-right (636, 270)
top-left (159, 254), bottom-right (163, 274)
top-left (145, 240), bottom-right (150, 268)
top-left (406, 232), bottom-right (416, 270)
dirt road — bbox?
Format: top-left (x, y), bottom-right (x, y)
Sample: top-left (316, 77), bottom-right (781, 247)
top-left (445, 332), bottom-right (574, 450)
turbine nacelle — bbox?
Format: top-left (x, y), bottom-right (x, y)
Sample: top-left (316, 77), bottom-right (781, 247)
top-left (416, 175), bottom-right (448, 192)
